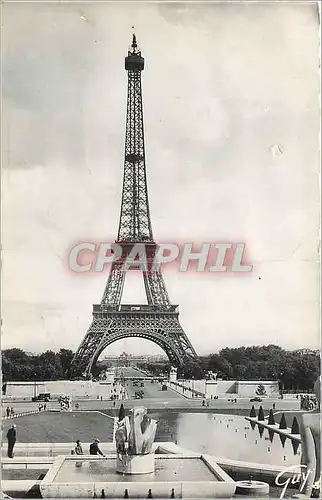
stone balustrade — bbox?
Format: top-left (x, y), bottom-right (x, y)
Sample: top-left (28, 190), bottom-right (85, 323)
top-left (2, 410), bottom-right (40, 420)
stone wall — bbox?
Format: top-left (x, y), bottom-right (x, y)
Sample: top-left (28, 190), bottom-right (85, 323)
top-left (236, 381), bottom-right (279, 397)
top-left (216, 381), bottom-right (238, 394)
top-left (177, 379), bottom-right (206, 396)
top-left (5, 380), bottom-right (116, 399)
top-left (5, 382), bottom-right (46, 398)
top-left (46, 380), bottom-right (114, 399)
top-left (169, 379), bottom-right (279, 399)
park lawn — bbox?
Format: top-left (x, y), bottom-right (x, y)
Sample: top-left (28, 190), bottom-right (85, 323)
top-left (2, 411), bottom-right (114, 443)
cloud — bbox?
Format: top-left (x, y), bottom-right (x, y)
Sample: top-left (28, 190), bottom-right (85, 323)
top-left (2, 2), bottom-right (320, 354)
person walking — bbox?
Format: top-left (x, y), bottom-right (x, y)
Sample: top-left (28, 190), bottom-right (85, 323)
top-left (89, 438), bottom-right (105, 457)
top-left (6, 406), bottom-right (10, 418)
top-left (7, 424), bottom-right (16, 458)
top-left (10, 407), bottom-right (14, 416)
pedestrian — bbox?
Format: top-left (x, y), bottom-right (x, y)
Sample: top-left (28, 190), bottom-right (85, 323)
top-left (44, 403), bottom-right (47, 411)
top-left (206, 400), bottom-right (210, 407)
top-left (7, 424), bottom-right (16, 458)
top-left (10, 407), bottom-right (14, 416)
top-left (6, 406), bottom-right (10, 418)
top-left (100, 396), bottom-right (103, 401)
top-left (202, 400), bottom-right (205, 407)
top-left (272, 403), bottom-right (276, 410)
top-left (89, 438), bottom-right (105, 457)
top-left (113, 401), bottom-right (116, 408)
top-left (75, 439), bottom-right (83, 455)
top-left (75, 439), bottom-right (84, 467)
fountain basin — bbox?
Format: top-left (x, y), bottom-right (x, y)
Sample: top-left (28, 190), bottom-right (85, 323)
top-left (40, 452), bottom-right (236, 498)
top-left (116, 453), bottom-right (155, 474)
top-left (235, 479), bottom-right (269, 496)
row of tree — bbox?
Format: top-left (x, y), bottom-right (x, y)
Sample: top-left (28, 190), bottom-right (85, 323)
top-left (137, 345), bottom-right (320, 392)
top-left (2, 348), bottom-right (74, 381)
top-left (2, 345), bottom-right (320, 391)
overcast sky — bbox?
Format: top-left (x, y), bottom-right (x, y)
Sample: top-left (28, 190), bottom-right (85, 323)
top-left (2, 2), bottom-right (320, 356)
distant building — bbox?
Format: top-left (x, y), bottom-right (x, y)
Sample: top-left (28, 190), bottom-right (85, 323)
top-left (294, 348), bottom-right (320, 356)
top-left (102, 352), bottom-right (167, 367)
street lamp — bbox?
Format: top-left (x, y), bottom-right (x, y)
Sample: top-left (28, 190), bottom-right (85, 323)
top-left (33, 373), bottom-right (37, 399)
top-left (279, 372), bottom-right (284, 399)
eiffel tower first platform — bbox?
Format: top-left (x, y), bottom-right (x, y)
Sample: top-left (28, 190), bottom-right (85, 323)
top-left (69, 35), bottom-right (198, 379)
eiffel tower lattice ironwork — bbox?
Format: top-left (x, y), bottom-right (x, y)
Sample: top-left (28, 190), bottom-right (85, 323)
top-left (69, 34), bottom-right (198, 379)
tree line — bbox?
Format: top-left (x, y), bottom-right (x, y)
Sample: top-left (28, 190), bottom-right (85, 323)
top-left (2, 345), bottom-right (320, 392)
top-left (2, 348), bottom-right (74, 382)
top-left (137, 345), bottom-right (320, 392)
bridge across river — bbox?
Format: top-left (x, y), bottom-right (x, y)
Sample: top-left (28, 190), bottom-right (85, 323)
top-left (115, 366), bottom-right (161, 381)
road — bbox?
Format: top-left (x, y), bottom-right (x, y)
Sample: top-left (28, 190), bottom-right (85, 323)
top-left (116, 366), bottom-right (151, 379)
top-left (1, 396), bottom-right (301, 418)
top-left (125, 379), bottom-right (179, 400)
top-left (2, 367), bottom-right (301, 414)
top-left (117, 366), bottom-right (180, 400)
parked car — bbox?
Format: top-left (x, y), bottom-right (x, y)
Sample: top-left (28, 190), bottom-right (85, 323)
top-left (250, 397), bottom-right (262, 402)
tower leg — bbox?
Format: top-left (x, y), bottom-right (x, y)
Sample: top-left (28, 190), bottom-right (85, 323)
top-left (69, 319), bottom-right (113, 378)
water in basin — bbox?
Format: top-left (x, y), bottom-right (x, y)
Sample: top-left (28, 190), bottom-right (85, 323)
top-left (53, 457), bottom-right (219, 483)
top-left (153, 412), bottom-right (301, 466)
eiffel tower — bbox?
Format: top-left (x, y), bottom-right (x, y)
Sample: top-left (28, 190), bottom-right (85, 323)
top-left (69, 35), bottom-right (198, 379)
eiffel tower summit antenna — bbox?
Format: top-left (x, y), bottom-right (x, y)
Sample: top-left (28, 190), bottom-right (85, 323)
top-left (69, 36), bottom-right (198, 379)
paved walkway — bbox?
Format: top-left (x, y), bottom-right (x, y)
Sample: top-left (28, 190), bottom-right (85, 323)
top-left (2, 395), bottom-right (300, 415)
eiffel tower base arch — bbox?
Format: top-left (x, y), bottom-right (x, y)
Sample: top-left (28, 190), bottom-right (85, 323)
top-left (70, 304), bottom-right (198, 379)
